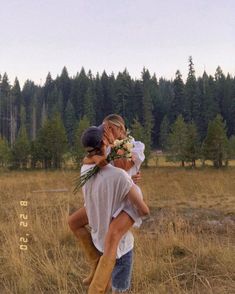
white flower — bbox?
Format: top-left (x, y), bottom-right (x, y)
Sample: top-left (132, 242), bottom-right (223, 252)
top-left (114, 139), bottom-right (122, 147)
top-left (124, 142), bottom-right (133, 151)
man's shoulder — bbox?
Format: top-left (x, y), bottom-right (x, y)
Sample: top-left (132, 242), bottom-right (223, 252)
top-left (81, 163), bottom-right (124, 175)
top-left (81, 163), bottom-right (131, 182)
top-left (100, 165), bottom-right (132, 184)
top-left (102, 164), bottom-right (129, 176)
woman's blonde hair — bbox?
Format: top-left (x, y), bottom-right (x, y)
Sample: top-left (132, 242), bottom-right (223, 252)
top-left (103, 114), bottom-right (126, 132)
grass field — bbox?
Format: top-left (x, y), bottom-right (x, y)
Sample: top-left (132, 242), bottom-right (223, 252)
top-left (0, 167), bottom-right (235, 293)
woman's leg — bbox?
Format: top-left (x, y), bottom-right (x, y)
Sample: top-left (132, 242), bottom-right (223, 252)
top-left (68, 207), bottom-right (101, 285)
top-left (104, 211), bottom-right (134, 258)
top-left (68, 206), bottom-right (88, 237)
top-left (89, 211), bottom-right (134, 294)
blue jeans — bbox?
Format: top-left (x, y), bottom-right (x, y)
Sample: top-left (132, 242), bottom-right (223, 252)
top-left (112, 249), bottom-right (133, 292)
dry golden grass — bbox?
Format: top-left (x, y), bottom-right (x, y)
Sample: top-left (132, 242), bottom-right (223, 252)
top-left (149, 155), bottom-right (235, 168)
top-left (0, 167), bottom-right (235, 294)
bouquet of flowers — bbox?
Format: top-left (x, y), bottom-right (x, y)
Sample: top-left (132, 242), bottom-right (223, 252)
top-left (73, 134), bottom-right (134, 193)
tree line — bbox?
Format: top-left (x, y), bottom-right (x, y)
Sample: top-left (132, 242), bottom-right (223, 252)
top-left (0, 56), bottom-right (235, 168)
top-left (159, 114), bottom-right (235, 168)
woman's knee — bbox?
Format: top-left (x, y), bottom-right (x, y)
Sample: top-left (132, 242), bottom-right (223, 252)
top-left (68, 208), bottom-right (88, 231)
top-left (67, 213), bottom-right (83, 231)
top-left (67, 214), bottom-right (77, 231)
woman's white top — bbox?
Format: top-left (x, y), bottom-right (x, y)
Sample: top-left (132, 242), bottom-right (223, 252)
top-left (112, 139), bottom-right (145, 228)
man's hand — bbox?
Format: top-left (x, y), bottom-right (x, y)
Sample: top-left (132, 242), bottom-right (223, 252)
top-left (132, 171), bottom-right (142, 184)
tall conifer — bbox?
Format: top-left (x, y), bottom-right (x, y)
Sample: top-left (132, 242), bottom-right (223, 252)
top-left (202, 114), bottom-right (229, 167)
top-left (141, 68), bottom-right (154, 166)
top-left (159, 115), bottom-right (170, 151)
top-left (168, 115), bottom-right (188, 166)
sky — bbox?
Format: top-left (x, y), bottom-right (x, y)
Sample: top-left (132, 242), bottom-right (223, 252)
top-left (0, 0), bottom-right (235, 86)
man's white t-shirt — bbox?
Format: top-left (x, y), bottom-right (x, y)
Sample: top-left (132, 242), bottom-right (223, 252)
top-left (81, 163), bottom-right (134, 258)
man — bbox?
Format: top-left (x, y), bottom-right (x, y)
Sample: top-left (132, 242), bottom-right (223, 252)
top-left (80, 126), bottom-right (149, 294)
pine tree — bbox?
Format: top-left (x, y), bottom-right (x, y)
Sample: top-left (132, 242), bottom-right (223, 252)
top-left (198, 72), bottom-right (219, 140)
top-left (202, 114), bottom-right (229, 167)
top-left (229, 135), bottom-right (235, 159)
top-left (215, 66), bottom-right (226, 119)
top-left (84, 87), bottom-right (95, 124)
top-left (185, 56), bottom-right (199, 124)
top-left (44, 72), bottom-right (53, 95)
top-left (12, 125), bottom-right (30, 168)
top-left (30, 140), bottom-right (41, 168)
top-left (58, 66), bottom-right (71, 114)
top-left (114, 69), bottom-right (133, 125)
top-left (70, 67), bottom-right (89, 120)
top-left (51, 89), bottom-right (63, 117)
top-left (40, 98), bottom-right (47, 128)
top-left (94, 73), bottom-right (104, 124)
top-left (150, 74), bottom-right (160, 147)
top-left (168, 115), bottom-right (188, 166)
top-left (185, 122), bottom-right (200, 167)
top-left (224, 74), bottom-right (234, 136)
top-left (11, 78), bottom-right (22, 142)
top-left (35, 122), bottom-right (52, 168)
top-left (73, 116), bottom-right (90, 167)
top-left (230, 95), bottom-right (235, 136)
top-left (43, 72), bottom-right (55, 117)
top-left (156, 78), bottom-right (174, 147)
top-left (101, 71), bottom-right (114, 117)
top-left (36, 113), bottom-right (68, 168)
top-left (170, 70), bottom-right (185, 123)
top-left (0, 137), bottom-right (11, 167)
top-left (50, 113), bottom-right (68, 168)
top-left (159, 115), bottom-right (170, 151)
top-left (20, 105), bottom-right (26, 129)
top-left (64, 99), bottom-right (77, 146)
top-left (0, 73), bottom-right (11, 141)
top-left (131, 118), bottom-right (144, 142)
top-left (22, 80), bottom-right (38, 140)
top-left (133, 80), bottom-right (143, 124)
top-left (141, 68), bottom-right (154, 166)
top-left (31, 102), bottom-right (37, 141)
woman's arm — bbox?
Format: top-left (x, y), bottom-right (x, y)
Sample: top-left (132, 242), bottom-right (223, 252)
top-left (83, 154), bottom-right (108, 167)
top-left (83, 143), bottom-right (108, 167)
top-left (126, 186), bottom-right (150, 216)
top-left (113, 158), bottom-right (135, 171)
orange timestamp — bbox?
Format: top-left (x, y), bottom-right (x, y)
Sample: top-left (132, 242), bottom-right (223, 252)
top-left (19, 200), bottom-right (29, 251)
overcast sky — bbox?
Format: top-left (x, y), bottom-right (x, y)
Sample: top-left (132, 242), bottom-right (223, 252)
top-left (0, 0), bottom-right (234, 86)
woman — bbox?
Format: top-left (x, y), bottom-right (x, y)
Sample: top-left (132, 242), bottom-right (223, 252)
top-left (68, 114), bottom-right (148, 293)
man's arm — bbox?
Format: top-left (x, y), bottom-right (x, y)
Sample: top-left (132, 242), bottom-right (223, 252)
top-left (131, 171), bottom-right (141, 184)
top-left (126, 186), bottom-right (150, 216)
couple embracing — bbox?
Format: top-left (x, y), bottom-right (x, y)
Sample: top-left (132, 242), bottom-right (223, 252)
top-left (68, 114), bottom-right (150, 293)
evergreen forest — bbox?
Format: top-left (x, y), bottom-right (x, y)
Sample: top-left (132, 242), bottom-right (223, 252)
top-left (0, 57), bottom-right (235, 168)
